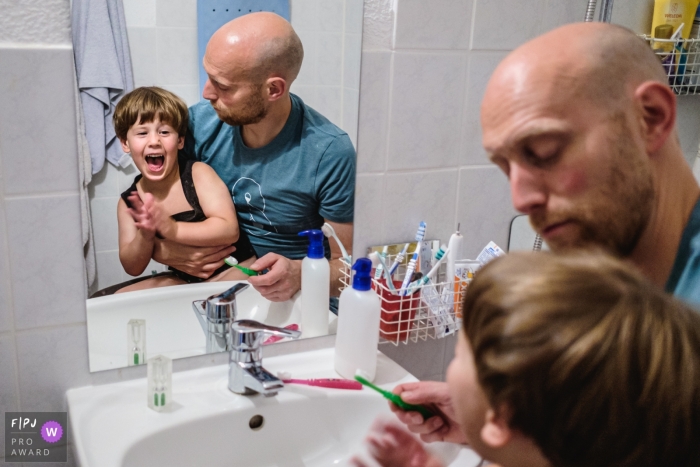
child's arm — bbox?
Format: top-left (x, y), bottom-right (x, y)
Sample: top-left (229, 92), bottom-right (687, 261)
top-left (118, 194), bottom-right (157, 276)
top-left (157, 162), bottom-right (239, 247)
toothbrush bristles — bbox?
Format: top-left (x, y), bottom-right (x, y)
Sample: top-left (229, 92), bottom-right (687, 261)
top-left (415, 221), bottom-right (427, 242)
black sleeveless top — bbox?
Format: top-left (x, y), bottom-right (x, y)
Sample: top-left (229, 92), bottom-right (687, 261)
top-left (120, 159), bottom-right (256, 283)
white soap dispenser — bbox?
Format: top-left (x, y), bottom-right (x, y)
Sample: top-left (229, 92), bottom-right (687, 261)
top-left (299, 229), bottom-right (330, 338)
top-left (335, 258), bottom-right (381, 381)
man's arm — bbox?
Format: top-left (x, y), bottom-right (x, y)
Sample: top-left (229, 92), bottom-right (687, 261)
top-left (327, 220), bottom-right (353, 297)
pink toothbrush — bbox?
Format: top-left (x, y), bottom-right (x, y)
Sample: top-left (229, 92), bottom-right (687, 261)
top-left (282, 378), bottom-right (362, 390)
top-left (263, 324), bottom-right (300, 345)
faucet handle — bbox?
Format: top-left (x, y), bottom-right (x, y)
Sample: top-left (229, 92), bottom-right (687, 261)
top-left (204, 283), bottom-right (249, 321)
top-left (231, 319), bottom-right (302, 350)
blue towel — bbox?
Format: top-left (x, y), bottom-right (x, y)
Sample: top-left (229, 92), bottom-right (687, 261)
top-left (72, 0), bottom-right (134, 174)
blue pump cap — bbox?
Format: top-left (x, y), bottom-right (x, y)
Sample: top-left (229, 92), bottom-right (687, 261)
top-left (298, 229), bottom-right (325, 259)
top-left (352, 258), bottom-right (372, 291)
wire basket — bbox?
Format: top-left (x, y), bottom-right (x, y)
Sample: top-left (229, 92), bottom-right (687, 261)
top-left (339, 254), bottom-right (470, 345)
top-left (642, 35), bottom-right (700, 95)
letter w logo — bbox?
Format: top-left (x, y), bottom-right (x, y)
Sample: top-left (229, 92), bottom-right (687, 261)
top-left (46, 427), bottom-right (58, 437)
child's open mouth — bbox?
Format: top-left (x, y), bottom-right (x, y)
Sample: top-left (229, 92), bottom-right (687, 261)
top-left (145, 155), bottom-right (165, 172)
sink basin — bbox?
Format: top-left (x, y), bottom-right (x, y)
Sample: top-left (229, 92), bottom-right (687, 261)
top-left (86, 281), bottom-right (336, 372)
top-left (67, 348), bottom-right (480, 467)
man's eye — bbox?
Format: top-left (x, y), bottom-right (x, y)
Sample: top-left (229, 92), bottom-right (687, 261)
top-left (524, 147), bottom-right (558, 166)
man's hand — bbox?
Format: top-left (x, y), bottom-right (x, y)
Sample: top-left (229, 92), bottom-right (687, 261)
top-left (350, 416), bottom-right (445, 467)
top-left (390, 381), bottom-right (467, 444)
top-left (247, 253), bottom-right (301, 302)
top-left (126, 192), bottom-right (156, 239)
top-left (153, 239), bottom-right (235, 279)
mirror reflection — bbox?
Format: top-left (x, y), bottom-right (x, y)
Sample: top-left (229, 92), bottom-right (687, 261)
top-left (85, 1), bottom-right (362, 372)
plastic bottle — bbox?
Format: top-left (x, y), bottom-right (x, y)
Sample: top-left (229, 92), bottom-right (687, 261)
top-left (299, 229), bottom-right (330, 338)
top-left (334, 258), bottom-right (381, 381)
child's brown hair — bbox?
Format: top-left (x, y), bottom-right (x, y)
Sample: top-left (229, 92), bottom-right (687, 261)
top-left (113, 86), bottom-right (188, 141)
top-left (462, 251), bottom-right (700, 467)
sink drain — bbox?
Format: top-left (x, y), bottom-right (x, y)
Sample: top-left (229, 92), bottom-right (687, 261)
top-left (249, 414), bottom-right (264, 431)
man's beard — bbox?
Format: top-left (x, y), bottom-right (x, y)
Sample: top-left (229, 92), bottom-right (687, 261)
top-left (213, 87), bottom-right (268, 127)
top-left (530, 116), bottom-right (655, 258)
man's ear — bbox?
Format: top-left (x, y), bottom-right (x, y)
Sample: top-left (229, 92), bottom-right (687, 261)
top-left (634, 80), bottom-right (676, 154)
top-left (266, 77), bottom-right (288, 101)
top-left (481, 407), bottom-right (513, 448)
top-left (120, 138), bottom-right (130, 154)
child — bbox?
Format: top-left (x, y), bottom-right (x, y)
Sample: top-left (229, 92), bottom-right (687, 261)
top-left (356, 252), bottom-right (700, 467)
top-left (114, 87), bottom-right (256, 291)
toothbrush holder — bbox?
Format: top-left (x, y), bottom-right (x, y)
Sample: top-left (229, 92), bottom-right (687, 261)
top-left (373, 278), bottom-right (421, 343)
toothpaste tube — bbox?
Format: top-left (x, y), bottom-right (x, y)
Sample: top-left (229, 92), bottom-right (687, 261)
top-left (476, 241), bottom-right (506, 265)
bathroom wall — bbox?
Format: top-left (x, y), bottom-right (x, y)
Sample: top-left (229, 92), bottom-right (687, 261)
top-left (353, 0), bottom-right (700, 382)
top-left (0, 0), bottom-right (83, 464)
top-left (88, 0), bottom-right (363, 294)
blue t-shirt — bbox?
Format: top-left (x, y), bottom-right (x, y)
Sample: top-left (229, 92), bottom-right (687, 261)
top-left (183, 94), bottom-right (355, 260)
top-left (665, 196), bottom-right (700, 307)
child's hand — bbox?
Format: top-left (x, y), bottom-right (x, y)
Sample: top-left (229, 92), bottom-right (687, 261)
top-left (126, 191), bottom-right (157, 239)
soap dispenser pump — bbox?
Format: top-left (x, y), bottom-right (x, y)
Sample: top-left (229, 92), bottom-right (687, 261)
top-left (335, 258), bottom-right (381, 381)
top-left (299, 229), bottom-right (330, 338)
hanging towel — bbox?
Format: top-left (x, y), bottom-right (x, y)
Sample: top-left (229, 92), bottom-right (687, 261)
top-left (72, 0), bottom-right (134, 174)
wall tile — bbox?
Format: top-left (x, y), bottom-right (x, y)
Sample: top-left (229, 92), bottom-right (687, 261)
top-left (456, 167), bottom-right (518, 258)
top-left (91, 197), bottom-right (120, 252)
top-left (122, 0), bottom-right (156, 27)
top-left (317, 0), bottom-right (343, 32)
top-left (160, 84), bottom-right (202, 108)
top-left (352, 173), bottom-right (385, 259)
top-left (117, 163), bottom-right (140, 194)
top-left (342, 88), bottom-right (360, 148)
top-left (295, 30), bottom-right (317, 86)
top-left (387, 52), bottom-right (467, 171)
top-left (676, 97), bottom-right (700, 168)
top-left (156, 28), bottom-right (199, 86)
top-left (315, 86), bottom-right (343, 128)
top-left (94, 250), bottom-right (123, 295)
top-left (381, 169), bottom-right (459, 247)
top-left (344, 33), bottom-right (363, 91)
top-left (539, 0), bottom-right (585, 34)
top-left (156, 0), bottom-right (197, 28)
top-left (361, 0), bottom-right (395, 51)
top-left (345, 0), bottom-right (365, 35)
top-left (0, 47), bottom-right (79, 196)
top-left (610, 0), bottom-right (654, 33)
top-left (5, 195), bottom-right (86, 330)
top-left (394, 0), bottom-right (472, 50)
top-left (15, 325), bottom-right (91, 412)
top-left (127, 27), bottom-right (158, 87)
top-left (316, 33), bottom-right (343, 86)
top-left (290, 0), bottom-right (318, 32)
top-left (292, 84), bottom-right (318, 109)
top-left (356, 51), bottom-right (390, 173)
top-left (379, 338), bottom-right (447, 381)
top-left (471, 0), bottom-right (544, 51)
top-left (88, 163), bottom-right (120, 200)
top-left (0, 201), bottom-right (13, 333)
top-left (461, 51), bottom-right (508, 165)
top-left (0, 334), bottom-right (19, 458)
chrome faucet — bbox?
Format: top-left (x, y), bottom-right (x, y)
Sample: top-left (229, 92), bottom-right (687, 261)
top-left (192, 283), bottom-right (249, 353)
top-left (228, 319), bottom-right (302, 397)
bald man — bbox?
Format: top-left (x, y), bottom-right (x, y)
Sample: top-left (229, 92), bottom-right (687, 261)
top-left (153, 13), bottom-right (355, 302)
top-left (370, 22), bottom-right (700, 463)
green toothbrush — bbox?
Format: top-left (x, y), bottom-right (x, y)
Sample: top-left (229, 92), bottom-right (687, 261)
top-left (224, 256), bottom-right (259, 276)
top-left (354, 373), bottom-right (435, 420)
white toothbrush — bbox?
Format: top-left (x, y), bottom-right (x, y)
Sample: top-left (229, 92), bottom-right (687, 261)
top-left (400, 250), bottom-right (420, 295)
top-left (322, 222), bottom-right (351, 262)
top-left (374, 245), bottom-right (389, 280)
top-left (369, 251), bottom-right (398, 294)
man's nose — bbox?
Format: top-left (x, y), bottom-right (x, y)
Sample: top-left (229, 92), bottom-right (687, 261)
top-left (202, 79), bottom-right (216, 101)
top-left (509, 164), bottom-right (547, 214)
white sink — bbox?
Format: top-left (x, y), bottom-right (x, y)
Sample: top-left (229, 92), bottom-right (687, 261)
top-left (67, 348), bottom-right (480, 467)
top-left (86, 281), bottom-right (336, 372)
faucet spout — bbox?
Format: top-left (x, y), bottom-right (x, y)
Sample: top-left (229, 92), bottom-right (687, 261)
top-left (228, 320), bottom-right (302, 396)
top-left (192, 283), bottom-right (250, 353)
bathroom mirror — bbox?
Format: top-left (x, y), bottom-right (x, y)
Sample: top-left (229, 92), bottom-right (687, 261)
top-left (85, 0), bottom-right (363, 372)
top-left (508, 215), bottom-right (549, 252)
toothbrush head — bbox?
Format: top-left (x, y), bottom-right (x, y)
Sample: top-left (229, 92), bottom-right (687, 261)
top-left (368, 251), bottom-right (381, 268)
top-left (435, 245), bottom-right (448, 261)
top-left (415, 221), bottom-right (427, 242)
top-left (321, 222), bottom-right (336, 239)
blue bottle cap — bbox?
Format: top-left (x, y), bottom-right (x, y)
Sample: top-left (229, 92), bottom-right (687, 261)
top-left (352, 258), bottom-right (372, 291)
top-left (298, 229), bottom-right (325, 259)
